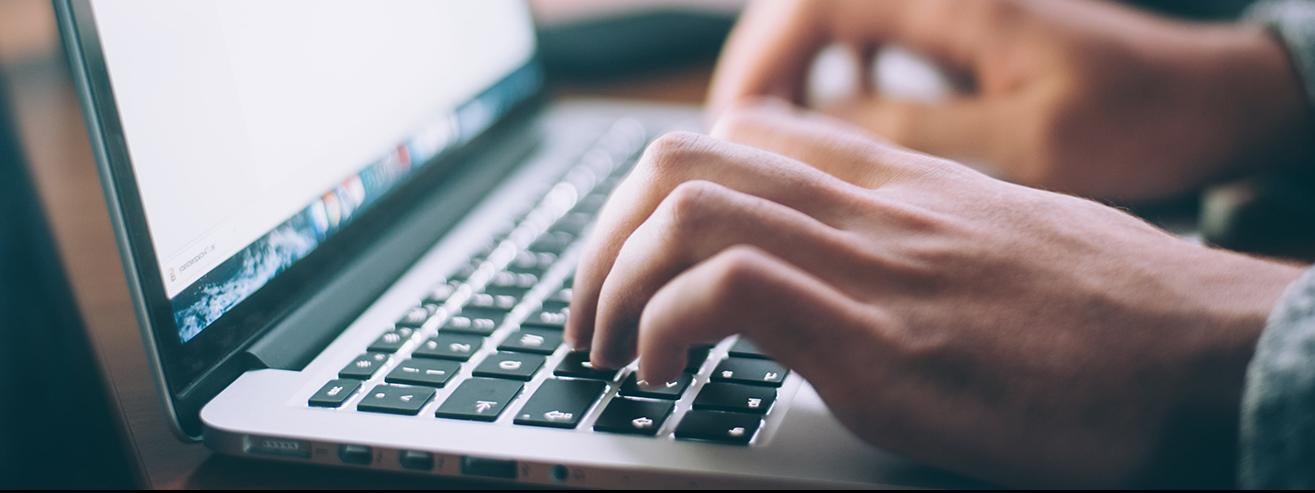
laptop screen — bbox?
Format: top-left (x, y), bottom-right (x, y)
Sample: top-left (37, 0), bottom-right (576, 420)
top-left (89, 0), bottom-right (540, 344)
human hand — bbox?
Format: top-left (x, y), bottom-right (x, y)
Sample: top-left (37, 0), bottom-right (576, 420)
top-left (708, 0), bottom-right (1312, 202)
top-left (565, 104), bottom-right (1305, 486)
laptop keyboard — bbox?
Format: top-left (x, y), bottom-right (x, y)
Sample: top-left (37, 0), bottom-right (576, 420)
top-left (307, 119), bottom-right (791, 446)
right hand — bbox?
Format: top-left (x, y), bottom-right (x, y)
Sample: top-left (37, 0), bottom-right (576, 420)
top-left (708, 0), bottom-right (1312, 203)
top-left (565, 104), bottom-right (1305, 486)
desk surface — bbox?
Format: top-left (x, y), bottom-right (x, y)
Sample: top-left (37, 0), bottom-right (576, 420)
top-left (1, 4), bottom-right (711, 488)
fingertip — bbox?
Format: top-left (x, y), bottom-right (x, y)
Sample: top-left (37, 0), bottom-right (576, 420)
top-left (637, 364), bottom-right (681, 390)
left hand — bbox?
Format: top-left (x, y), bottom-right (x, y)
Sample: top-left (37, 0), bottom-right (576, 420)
top-left (707, 0), bottom-right (1312, 202)
top-left (565, 102), bottom-right (1304, 487)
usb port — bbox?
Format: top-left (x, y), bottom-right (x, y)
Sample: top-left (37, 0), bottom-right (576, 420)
top-left (461, 456), bottom-right (517, 479)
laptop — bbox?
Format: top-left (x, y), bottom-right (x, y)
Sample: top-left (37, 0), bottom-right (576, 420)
top-left (57, 1), bottom-right (965, 488)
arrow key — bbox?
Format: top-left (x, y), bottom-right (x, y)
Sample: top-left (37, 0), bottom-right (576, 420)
top-left (619, 373), bottom-right (692, 400)
top-left (435, 378), bottom-right (522, 421)
top-left (357, 384), bottom-right (436, 416)
top-left (593, 397), bottom-right (675, 436)
top-left (514, 379), bottom-right (606, 429)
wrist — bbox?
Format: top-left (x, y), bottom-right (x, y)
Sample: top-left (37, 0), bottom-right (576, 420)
top-left (1195, 24), bottom-right (1314, 177)
top-left (1146, 249), bottom-right (1304, 485)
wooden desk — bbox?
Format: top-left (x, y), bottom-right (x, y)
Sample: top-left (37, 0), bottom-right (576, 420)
top-left (1, 3), bottom-right (710, 488)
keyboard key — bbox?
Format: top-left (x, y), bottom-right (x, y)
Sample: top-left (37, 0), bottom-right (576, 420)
top-left (448, 261), bottom-right (481, 283)
top-left (339, 352), bottom-right (389, 380)
top-left (539, 299), bottom-right (570, 313)
top-left (308, 379), bottom-right (361, 408)
top-left (498, 328), bottom-right (563, 355)
top-left (467, 293), bottom-right (518, 311)
top-left (685, 346), bottom-right (712, 373)
top-left (435, 378), bottom-right (523, 421)
top-left (619, 373), bottom-right (692, 400)
top-left (693, 383), bottom-right (776, 415)
top-left (367, 327), bottom-right (415, 353)
top-left (712, 358), bottom-right (789, 387)
top-left (483, 284), bottom-right (531, 299)
top-left (520, 309), bottom-right (567, 331)
top-left (506, 263), bottom-right (547, 277)
top-left (385, 359), bottom-right (461, 388)
top-left (488, 271), bottom-right (539, 292)
top-left (594, 397), bottom-right (674, 436)
top-left (424, 282), bottom-right (460, 305)
top-left (572, 193), bottom-right (608, 214)
top-left (396, 306), bottom-right (432, 328)
top-left (674, 410), bottom-right (762, 445)
top-left (513, 379), bottom-right (606, 429)
top-left (473, 352), bottom-right (545, 381)
top-left (509, 251), bottom-right (557, 274)
top-left (473, 238), bottom-right (505, 259)
top-left (412, 334), bottom-right (483, 361)
top-left (528, 231), bottom-right (575, 254)
top-left (545, 287), bottom-right (572, 305)
top-left (552, 212), bottom-right (594, 236)
top-left (554, 351), bottom-right (620, 381)
top-left (728, 338), bottom-right (771, 359)
top-left (358, 384), bottom-right (436, 416)
top-left (440, 314), bottom-right (502, 336)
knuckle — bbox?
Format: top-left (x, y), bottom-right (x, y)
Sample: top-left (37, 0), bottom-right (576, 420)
top-left (706, 246), bottom-right (771, 301)
top-left (641, 131), bottom-right (710, 176)
top-left (661, 180), bottom-right (729, 237)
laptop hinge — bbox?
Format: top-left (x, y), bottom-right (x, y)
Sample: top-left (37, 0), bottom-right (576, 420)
top-left (243, 116), bottom-right (542, 371)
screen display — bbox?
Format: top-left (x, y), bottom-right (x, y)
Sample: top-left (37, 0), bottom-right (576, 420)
top-left (90, 0), bottom-right (539, 343)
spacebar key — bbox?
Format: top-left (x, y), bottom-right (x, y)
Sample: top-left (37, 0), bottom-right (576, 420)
top-left (513, 379), bottom-right (606, 429)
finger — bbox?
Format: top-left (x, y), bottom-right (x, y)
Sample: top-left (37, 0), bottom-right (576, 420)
top-left (710, 101), bottom-right (944, 188)
top-left (852, 42), bottom-right (877, 97)
top-left (709, 0), bottom-right (995, 116)
top-left (707, 0), bottom-right (830, 116)
top-left (822, 97), bottom-right (1005, 164)
top-left (634, 245), bottom-right (881, 386)
top-left (589, 180), bottom-right (861, 368)
top-left (566, 132), bottom-right (866, 353)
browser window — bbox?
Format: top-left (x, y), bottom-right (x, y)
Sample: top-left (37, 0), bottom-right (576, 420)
top-left (91, 0), bottom-right (537, 342)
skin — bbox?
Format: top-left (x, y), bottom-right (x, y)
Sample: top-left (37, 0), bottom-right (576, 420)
top-left (564, 104), bottom-right (1305, 487)
top-left (706, 0), bottom-right (1313, 203)
top-left (562, 0), bottom-right (1315, 486)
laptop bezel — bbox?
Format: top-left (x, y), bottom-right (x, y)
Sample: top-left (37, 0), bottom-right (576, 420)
top-left (56, 0), bottom-right (550, 439)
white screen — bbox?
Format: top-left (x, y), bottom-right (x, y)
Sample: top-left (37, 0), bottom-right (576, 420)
top-left (92, 0), bottom-right (535, 299)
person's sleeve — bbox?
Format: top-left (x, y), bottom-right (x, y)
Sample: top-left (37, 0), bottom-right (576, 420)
top-left (1240, 267), bottom-right (1315, 489)
top-left (1198, 1), bottom-right (1315, 258)
top-left (1245, 0), bottom-right (1315, 111)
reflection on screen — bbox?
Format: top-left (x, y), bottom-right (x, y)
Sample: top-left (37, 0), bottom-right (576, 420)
top-left (90, 0), bottom-right (539, 342)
